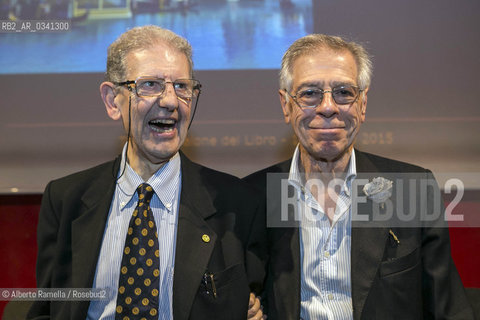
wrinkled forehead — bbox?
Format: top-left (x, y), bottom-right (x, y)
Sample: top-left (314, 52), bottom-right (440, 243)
top-left (291, 48), bottom-right (359, 88)
top-left (123, 42), bottom-right (191, 78)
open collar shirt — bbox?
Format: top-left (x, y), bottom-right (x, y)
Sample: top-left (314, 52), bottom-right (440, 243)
top-left (87, 146), bottom-right (181, 320)
top-left (288, 145), bottom-right (357, 320)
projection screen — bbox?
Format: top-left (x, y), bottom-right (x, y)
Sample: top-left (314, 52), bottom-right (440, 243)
top-left (0, 0), bottom-right (479, 194)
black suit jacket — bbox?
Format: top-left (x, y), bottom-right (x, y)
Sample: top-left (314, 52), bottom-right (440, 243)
top-left (244, 150), bottom-right (474, 320)
top-left (27, 152), bottom-right (265, 320)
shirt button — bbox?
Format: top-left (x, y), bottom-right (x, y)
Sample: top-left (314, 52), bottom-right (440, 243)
top-left (120, 201), bottom-right (126, 207)
top-left (165, 203), bottom-right (172, 209)
top-left (328, 294), bottom-right (334, 300)
top-left (324, 251), bottom-right (330, 258)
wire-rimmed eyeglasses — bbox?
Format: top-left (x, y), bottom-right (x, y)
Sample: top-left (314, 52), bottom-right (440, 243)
top-left (115, 77), bottom-right (202, 104)
top-left (285, 85), bottom-right (364, 108)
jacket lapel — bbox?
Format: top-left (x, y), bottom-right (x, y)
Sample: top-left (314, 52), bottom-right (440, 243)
top-left (351, 151), bottom-right (389, 320)
top-left (270, 226), bottom-right (301, 319)
top-left (269, 159), bottom-right (301, 319)
top-left (70, 158), bottom-right (119, 319)
top-left (350, 223), bottom-right (388, 319)
top-left (172, 153), bottom-right (217, 320)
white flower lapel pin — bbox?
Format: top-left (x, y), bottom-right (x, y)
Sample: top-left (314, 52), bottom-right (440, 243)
top-left (363, 177), bottom-right (393, 206)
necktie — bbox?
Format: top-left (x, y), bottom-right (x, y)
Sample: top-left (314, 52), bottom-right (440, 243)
top-left (115, 183), bottom-right (160, 319)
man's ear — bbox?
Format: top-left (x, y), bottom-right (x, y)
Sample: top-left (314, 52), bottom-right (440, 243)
top-left (279, 89), bottom-right (291, 124)
top-left (100, 81), bottom-right (122, 121)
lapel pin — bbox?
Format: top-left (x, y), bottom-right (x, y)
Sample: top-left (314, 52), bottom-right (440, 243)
top-left (202, 234), bottom-right (210, 243)
top-left (389, 229), bottom-right (400, 245)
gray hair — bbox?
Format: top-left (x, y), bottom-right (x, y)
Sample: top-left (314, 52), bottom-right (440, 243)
top-left (105, 25), bottom-right (193, 82)
top-left (279, 34), bottom-right (372, 91)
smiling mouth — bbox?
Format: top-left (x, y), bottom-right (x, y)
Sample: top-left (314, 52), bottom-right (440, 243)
top-left (311, 127), bottom-right (344, 130)
top-left (148, 119), bottom-right (177, 133)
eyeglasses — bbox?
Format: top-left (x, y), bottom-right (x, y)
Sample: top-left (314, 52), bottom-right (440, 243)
top-left (115, 77), bottom-right (201, 103)
top-left (286, 85), bottom-right (363, 108)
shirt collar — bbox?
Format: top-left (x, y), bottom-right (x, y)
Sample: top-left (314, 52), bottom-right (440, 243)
top-left (288, 145), bottom-right (357, 195)
top-left (116, 144), bottom-right (181, 212)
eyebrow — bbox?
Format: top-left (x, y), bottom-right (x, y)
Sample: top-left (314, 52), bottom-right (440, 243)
top-left (136, 76), bottom-right (162, 79)
top-left (295, 80), bottom-right (357, 91)
top-left (296, 81), bottom-right (324, 90)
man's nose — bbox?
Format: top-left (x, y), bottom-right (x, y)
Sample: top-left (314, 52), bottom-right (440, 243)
top-left (157, 82), bottom-right (179, 111)
top-left (316, 91), bottom-right (338, 117)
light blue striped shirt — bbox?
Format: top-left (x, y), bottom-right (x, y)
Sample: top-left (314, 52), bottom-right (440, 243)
top-left (87, 147), bottom-right (181, 320)
top-left (289, 146), bottom-right (356, 320)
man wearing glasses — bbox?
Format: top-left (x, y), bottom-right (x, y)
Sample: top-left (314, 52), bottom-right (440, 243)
top-left (28, 26), bottom-right (265, 320)
top-left (244, 34), bottom-right (474, 319)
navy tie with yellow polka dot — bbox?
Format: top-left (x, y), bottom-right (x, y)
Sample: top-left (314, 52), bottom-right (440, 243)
top-left (115, 183), bottom-right (160, 319)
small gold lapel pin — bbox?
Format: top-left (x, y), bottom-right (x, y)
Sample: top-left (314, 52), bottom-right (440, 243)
top-left (202, 234), bottom-right (210, 243)
top-left (389, 229), bottom-right (400, 245)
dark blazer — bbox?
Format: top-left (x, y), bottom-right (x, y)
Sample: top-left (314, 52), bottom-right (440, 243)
top-left (27, 152), bottom-right (265, 320)
top-left (243, 150), bottom-right (474, 320)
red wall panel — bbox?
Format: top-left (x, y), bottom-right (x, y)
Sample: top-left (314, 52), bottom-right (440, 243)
top-left (0, 195), bottom-right (41, 316)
